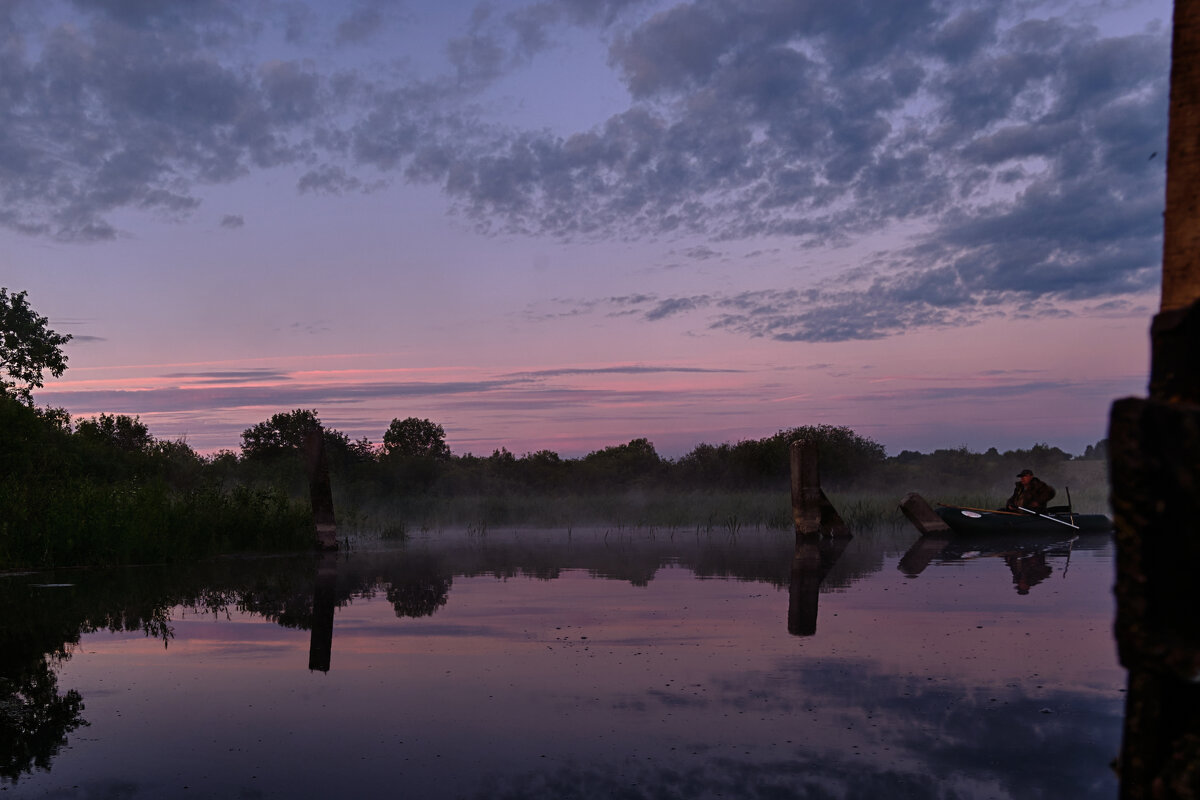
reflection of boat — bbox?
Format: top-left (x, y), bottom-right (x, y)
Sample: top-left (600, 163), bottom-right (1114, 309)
top-left (935, 504), bottom-right (1112, 535)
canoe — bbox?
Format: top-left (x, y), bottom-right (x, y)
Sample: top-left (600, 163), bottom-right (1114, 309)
top-left (934, 504), bottom-right (1112, 535)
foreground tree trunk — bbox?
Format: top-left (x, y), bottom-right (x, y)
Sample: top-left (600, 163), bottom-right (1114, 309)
top-left (1113, 2), bottom-right (1200, 797)
top-left (1162, 0), bottom-right (1200, 312)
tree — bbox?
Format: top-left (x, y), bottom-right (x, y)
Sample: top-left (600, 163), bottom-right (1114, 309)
top-left (579, 438), bottom-right (664, 486)
top-left (0, 288), bottom-right (71, 406)
top-left (75, 413), bottom-right (154, 454)
top-left (239, 409), bottom-right (350, 461)
top-left (382, 417), bottom-right (451, 460)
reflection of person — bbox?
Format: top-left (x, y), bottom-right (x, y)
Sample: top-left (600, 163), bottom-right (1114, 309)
top-left (1005, 551), bottom-right (1053, 594)
top-left (1006, 469), bottom-right (1056, 513)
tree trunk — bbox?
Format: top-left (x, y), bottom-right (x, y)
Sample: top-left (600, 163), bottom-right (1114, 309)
top-left (1162, 0), bottom-right (1200, 311)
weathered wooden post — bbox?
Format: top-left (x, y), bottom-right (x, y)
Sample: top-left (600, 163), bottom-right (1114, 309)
top-left (898, 492), bottom-right (951, 536)
top-left (303, 427), bottom-right (338, 551)
top-left (1112, 2), bottom-right (1200, 795)
top-left (789, 439), bottom-right (849, 539)
top-left (791, 439), bottom-right (822, 536)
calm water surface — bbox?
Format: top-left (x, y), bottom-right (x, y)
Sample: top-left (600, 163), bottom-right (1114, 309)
top-left (1, 526), bottom-right (1121, 799)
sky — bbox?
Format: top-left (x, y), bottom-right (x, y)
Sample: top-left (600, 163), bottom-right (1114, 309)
top-left (2, 0), bottom-right (1172, 459)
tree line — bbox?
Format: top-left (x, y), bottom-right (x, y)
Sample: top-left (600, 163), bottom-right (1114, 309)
top-left (0, 286), bottom-right (1108, 568)
top-left (230, 407), bottom-right (1106, 497)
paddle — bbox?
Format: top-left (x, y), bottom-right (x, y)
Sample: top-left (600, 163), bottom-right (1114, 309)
top-left (1018, 506), bottom-right (1080, 530)
top-left (936, 503), bottom-right (1025, 516)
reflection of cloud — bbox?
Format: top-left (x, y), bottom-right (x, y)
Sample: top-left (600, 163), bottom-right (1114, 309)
top-left (535, 654), bottom-right (1121, 800)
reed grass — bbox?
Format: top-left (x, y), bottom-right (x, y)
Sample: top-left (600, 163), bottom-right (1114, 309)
top-left (0, 478), bottom-right (312, 570)
top-left (337, 474), bottom-right (1113, 540)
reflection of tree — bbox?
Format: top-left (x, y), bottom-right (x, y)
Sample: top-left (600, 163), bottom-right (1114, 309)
top-left (0, 657), bottom-right (87, 783)
top-left (384, 553), bottom-right (452, 618)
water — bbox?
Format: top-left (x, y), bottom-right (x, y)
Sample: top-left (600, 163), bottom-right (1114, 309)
top-left (1, 526), bottom-right (1122, 799)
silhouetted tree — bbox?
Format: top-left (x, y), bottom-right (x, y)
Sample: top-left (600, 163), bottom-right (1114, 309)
top-left (240, 409), bottom-right (351, 466)
top-left (0, 288), bottom-right (71, 406)
top-left (579, 438), bottom-right (664, 487)
top-left (382, 417), bottom-right (451, 460)
top-left (240, 409), bottom-right (323, 460)
top-left (75, 413), bottom-right (154, 454)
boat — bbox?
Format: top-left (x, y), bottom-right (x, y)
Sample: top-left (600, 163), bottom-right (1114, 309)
top-left (899, 492), bottom-right (1112, 536)
top-left (933, 504), bottom-right (1112, 535)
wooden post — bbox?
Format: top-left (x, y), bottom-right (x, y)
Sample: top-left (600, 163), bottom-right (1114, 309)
top-left (789, 439), bottom-right (850, 538)
top-left (898, 492), bottom-right (951, 536)
top-left (303, 427), bottom-right (338, 551)
top-left (1113, 2), bottom-right (1200, 795)
top-left (791, 440), bottom-right (822, 536)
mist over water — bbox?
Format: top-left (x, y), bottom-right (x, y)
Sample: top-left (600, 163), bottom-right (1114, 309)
top-left (2, 525), bottom-right (1120, 799)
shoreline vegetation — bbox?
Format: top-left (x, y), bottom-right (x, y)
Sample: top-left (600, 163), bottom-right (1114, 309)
top-left (1, 398), bottom-right (1111, 571)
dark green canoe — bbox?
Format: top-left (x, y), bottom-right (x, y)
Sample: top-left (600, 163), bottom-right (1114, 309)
top-left (934, 504), bottom-right (1112, 535)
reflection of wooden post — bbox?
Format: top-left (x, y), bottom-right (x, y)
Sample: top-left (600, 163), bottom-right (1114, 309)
top-left (790, 440), bottom-right (849, 538)
top-left (789, 539), bottom-right (821, 635)
top-left (303, 428), bottom-right (338, 551)
top-left (1114, 3), bottom-right (1200, 795)
top-left (788, 535), bottom-right (851, 636)
top-left (308, 551), bottom-right (337, 672)
top-left (897, 534), bottom-right (953, 577)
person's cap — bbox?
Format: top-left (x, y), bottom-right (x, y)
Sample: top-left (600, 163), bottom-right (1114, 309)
top-left (1016, 469), bottom-right (1033, 477)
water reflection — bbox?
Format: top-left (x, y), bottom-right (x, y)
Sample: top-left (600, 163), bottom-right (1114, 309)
top-left (308, 552), bottom-right (337, 672)
top-left (899, 531), bottom-right (1084, 594)
top-left (0, 527), bottom-right (1120, 798)
top-left (788, 534), bottom-right (851, 636)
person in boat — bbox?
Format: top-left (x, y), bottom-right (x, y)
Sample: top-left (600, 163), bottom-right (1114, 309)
top-left (1005, 469), bottom-right (1056, 513)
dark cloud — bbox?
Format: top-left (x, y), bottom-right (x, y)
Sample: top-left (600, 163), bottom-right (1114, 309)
top-left (1, 0), bottom-right (1170, 341)
top-left (510, 364), bottom-right (741, 378)
top-left (160, 369), bottom-right (291, 384)
top-left (0, 2), bottom-right (328, 239)
top-left (36, 377), bottom-right (526, 416)
top-left (219, 214), bottom-right (244, 228)
top-left (643, 295), bottom-right (712, 320)
top-left (35, 372), bottom-right (759, 427)
top-left (336, 5), bottom-right (384, 46)
top-left (297, 165), bottom-right (368, 194)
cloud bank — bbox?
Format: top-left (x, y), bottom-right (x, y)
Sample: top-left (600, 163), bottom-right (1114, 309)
top-left (1, 0), bottom-right (1169, 341)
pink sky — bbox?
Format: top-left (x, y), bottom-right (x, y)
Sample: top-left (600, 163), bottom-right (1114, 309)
top-left (6, 0), bottom-right (1169, 457)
